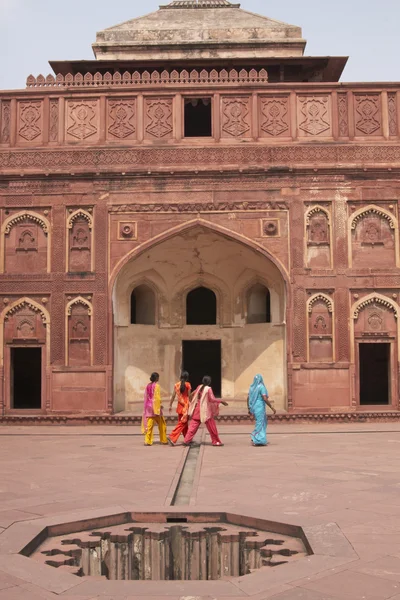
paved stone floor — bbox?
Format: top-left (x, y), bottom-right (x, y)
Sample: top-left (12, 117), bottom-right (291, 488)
top-left (1, 423), bottom-right (400, 598)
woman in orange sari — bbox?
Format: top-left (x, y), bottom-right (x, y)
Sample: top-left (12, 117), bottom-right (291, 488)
top-left (167, 371), bottom-right (191, 446)
top-left (141, 372), bottom-right (168, 446)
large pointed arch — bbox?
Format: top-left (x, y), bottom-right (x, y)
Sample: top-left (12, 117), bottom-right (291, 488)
top-left (109, 219), bottom-right (289, 290)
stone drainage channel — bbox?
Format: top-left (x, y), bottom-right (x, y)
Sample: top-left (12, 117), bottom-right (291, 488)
top-left (26, 434), bottom-right (311, 582)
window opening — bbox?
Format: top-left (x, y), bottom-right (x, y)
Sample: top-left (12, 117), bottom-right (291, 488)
top-left (247, 284), bottom-right (271, 324)
top-left (186, 287), bottom-right (216, 325)
top-left (130, 285), bottom-right (156, 325)
top-left (184, 98), bottom-right (212, 137)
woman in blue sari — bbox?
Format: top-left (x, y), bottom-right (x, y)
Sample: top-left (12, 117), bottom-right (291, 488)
top-left (247, 374), bottom-right (276, 446)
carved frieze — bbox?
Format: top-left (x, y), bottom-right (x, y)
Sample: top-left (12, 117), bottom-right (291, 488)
top-left (109, 200), bottom-right (288, 213)
top-left (66, 100), bottom-right (99, 142)
top-left (145, 98), bottom-right (173, 139)
top-left (354, 94), bottom-right (382, 136)
top-left (107, 99), bottom-right (136, 140)
top-left (221, 97), bottom-right (251, 138)
top-left (260, 96), bottom-right (290, 137)
top-left (17, 101), bottom-right (43, 143)
top-left (298, 96), bottom-right (331, 137)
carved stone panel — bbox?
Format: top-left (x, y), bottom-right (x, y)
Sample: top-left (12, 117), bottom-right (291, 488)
top-left (221, 97), bottom-right (251, 138)
top-left (308, 297), bottom-right (333, 362)
top-left (337, 93), bottom-right (349, 137)
top-left (259, 96), bottom-right (290, 138)
top-left (4, 302), bottom-right (46, 344)
top-left (144, 98), bottom-right (173, 140)
top-left (354, 299), bottom-right (397, 338)
top-left (17, 101), bottom-right (43, 144)
top-left (388, 93), bottom-right (398, 137)
top-left (107, 99), bottom-right (137, 141)
top-left (5, 217), bottom-right (48, 273)
top-left (66, 100), bottom-right (99, 142)
top-left (68, 302), bottom-right (91, 366)
top-left (351, 210), bottom-right (395, 268)
top-left (297, 96), bottom-right (332, 137)
top-left (68, 214), bottom-right (92, 272)
top-left (49, 99), bottom-right (59, 142)
top-left (306, 208), bottom-right (331, 268)
top-left (354, 94), bottom-right (382, 136)
top-left (1, 100), bottom-right (11, 144)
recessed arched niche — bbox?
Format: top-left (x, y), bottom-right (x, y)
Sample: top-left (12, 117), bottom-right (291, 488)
top-left (246, 283), bottom-right (271, 324)
top-left (130, 285), bottom-right (156, 325)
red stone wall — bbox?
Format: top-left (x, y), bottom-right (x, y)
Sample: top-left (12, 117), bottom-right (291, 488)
top-left (0, 80), bottom-right (400, 413)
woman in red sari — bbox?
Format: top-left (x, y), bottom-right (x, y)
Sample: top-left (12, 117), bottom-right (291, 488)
top-left (167, 371), bottom-right (191, 446)
top-left (184, 375), bottom-right (228, 446)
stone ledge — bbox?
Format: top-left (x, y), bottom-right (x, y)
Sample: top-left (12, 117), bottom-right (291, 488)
top-left (1, 411), bottom-right (400, 425)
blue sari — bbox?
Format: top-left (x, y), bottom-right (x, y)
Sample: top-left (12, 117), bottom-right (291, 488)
top-left (248, 374), bottom-right (269, 446)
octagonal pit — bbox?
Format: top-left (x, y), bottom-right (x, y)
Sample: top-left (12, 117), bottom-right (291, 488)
top-left (29, 512), bottom-right (311, 581)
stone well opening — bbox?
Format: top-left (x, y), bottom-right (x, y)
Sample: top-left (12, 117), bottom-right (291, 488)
top-left (28, 512), bottom-right (311, 581)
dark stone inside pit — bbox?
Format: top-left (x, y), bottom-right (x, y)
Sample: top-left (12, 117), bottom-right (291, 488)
top-left (30, 515), bottom-right (309, 581)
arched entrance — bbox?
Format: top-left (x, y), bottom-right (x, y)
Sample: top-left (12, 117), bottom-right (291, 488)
top-left (112, 223), bottom-right (287, 413)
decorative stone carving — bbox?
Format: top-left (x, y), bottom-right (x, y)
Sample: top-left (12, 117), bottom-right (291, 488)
top-left (353, 295), bottom-right (398, 320)
top-left (67, 297), bottom-right (92, 366)
top-left (221, 97), bottom-right (251, 137)
top-left (18, 102), bottom-right (42, 142)
top-left (298, 96), bottom-right (331, 137)
top-left (337, 93), bottom-right (349, 137)
top-left (260, 96), bottom-right (289, 137)
top-left (306, 207), bottom-right (331, 268)
top-left (355, 94), bottom-right (382, 136)
top-left (351, 207), bottom-right (396, 268)
top-left (49, 99), bottom-right (59, 142)
top-left (3, 213), bottom-right (49, 274)
top-left (67, 210), bottom-right (93, 273)
top-left (388, 93), bottom-right (398, 137)
top-left (262, 219), bottom-right (279, 237)
top-left (108, 99), bottom-right (136, 140)
top-left (145, 98), bottom-right (173, 139)
top-left (4, 300), bottom-right (47, 346)
top-left (1, 101), bottom-right (11, 143)
top-left (109, 200), bottom-right (288, 213)
top-left (66, 100), bottom-right (99, 141)
top-left (308, 294), bottom-right (333, 362)
top-left (118, 222), bottom-right (137, 240)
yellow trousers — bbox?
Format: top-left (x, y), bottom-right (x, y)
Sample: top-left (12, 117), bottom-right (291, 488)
top-left (145, 416), bottom-right (167, 446)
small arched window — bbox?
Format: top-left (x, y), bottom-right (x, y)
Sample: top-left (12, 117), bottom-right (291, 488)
top-left (186, 286), bottom-right (217, 325)
top-left (130, 285), bottom-right (156, 325)
top-left (247, 284), bottom-right (271, 324)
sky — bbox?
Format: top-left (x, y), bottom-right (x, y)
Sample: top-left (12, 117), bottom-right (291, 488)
top-left (0, 0), bottom-right (399, 90)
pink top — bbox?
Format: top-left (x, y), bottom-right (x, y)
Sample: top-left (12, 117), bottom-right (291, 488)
top-left (188, 385), bottom-right (221, 423)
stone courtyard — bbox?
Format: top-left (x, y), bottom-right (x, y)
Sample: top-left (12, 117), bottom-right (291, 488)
top-left (1, 423), bottom-right (400, 598)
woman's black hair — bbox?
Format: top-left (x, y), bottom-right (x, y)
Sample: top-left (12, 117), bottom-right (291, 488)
top-left (150, 372), bottom-right (159, 383)
top-left (200, 375), bottom-right (212, 393)
top-left (180, 371), bottom-right (189, 394)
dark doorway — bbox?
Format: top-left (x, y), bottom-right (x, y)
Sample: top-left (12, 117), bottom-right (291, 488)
top-left (359, 343), bottom-right (390, 405)
top-left (184, 98), bottom-right (212, 137)
top-left (186, 287), bottom-right (217, 325)
top-left (11, 347), bottom-right (42, 409)
top-left (182, 340), bottom-right (222, 397)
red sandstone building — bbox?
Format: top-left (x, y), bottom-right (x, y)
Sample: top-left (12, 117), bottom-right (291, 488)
top-left (0, 0), bottom-right (399, 416)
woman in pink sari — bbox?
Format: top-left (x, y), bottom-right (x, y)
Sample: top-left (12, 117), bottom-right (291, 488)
top-left (141, 372), bottom-right (168, 446)
top-left (184, 375), bottom-right (228, 447)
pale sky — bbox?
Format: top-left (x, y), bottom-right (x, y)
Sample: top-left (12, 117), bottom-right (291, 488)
top-left (0, 0), bottom-right (399, 90)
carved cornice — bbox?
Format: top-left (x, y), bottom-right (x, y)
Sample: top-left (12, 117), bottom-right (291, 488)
top-left (109, 200), bottom-right (288, 213)
top-left (1, 145), bottom-right (400, 174)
